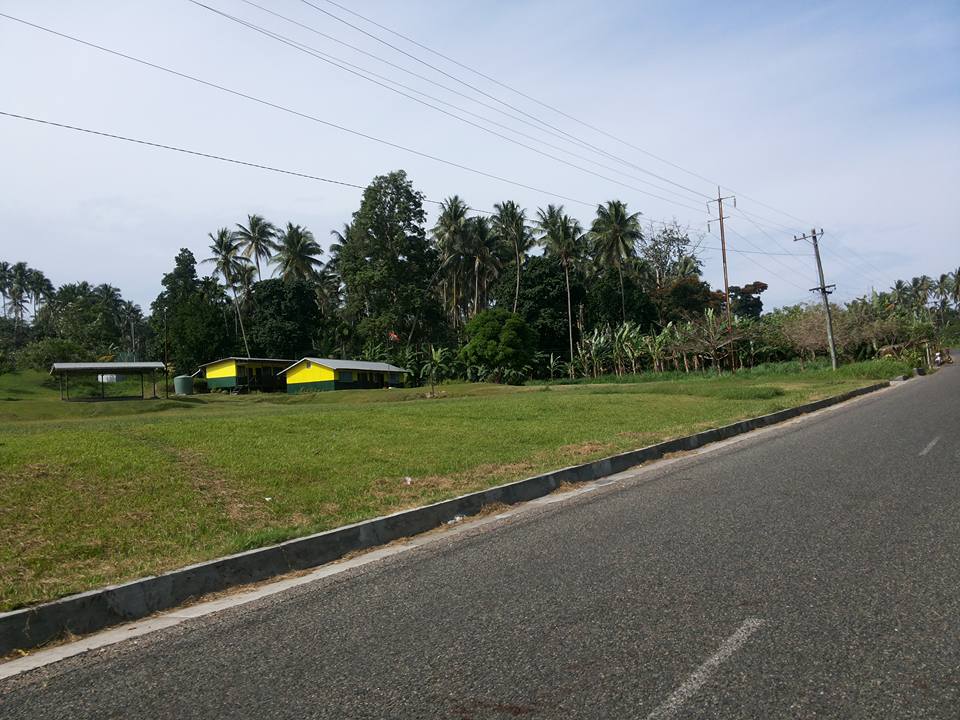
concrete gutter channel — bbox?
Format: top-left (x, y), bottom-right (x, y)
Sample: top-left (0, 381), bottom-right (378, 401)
top-left (0, 380), bottom-right (895, 655)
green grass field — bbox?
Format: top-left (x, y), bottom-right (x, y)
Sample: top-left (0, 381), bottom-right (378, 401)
top-left (0, 359), bottom-right (910, 612)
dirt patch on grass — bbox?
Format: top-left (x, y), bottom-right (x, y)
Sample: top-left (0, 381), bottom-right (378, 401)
top-left (557, 441), bottom-right (616, 457)
top-left (173, 448), bottom-right (267, 523)
top-left (369, 462), bottom-right (535, 513)
top-left (616, 431), bottom-right (660, 444)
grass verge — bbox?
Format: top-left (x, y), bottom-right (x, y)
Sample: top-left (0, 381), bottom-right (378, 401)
top-left (0, 359), bottom-right (909, 611)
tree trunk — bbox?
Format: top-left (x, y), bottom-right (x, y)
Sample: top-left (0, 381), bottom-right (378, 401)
top-left (513, 242), bottom-right (521, 314)
top-left (474, 259), bottom-right (480, 317)
top-left (618, 263), bottom-right (626, 323)
top-left (232, 288), bottom-right (251, 358)
top-left (564, 264), bottom-right (574, 378)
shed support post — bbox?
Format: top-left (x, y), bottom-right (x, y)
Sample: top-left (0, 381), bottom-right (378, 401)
top-left (140, 372), bottom-right (144, 400)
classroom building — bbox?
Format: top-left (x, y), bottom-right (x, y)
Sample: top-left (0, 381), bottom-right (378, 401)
top-left (279, 357), bottom-right (409, 393)
top-left (197, 357), bottom-right (293, 392)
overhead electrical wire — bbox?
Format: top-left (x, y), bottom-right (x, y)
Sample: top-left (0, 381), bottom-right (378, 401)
top-left (298, 0), bottom-right (890, 280)
top-left (0, 11), bottom-right (606, 209)
top-left (2, 108), bottom-right (823, 276)
top-left (720, 226), bottom-right (812, 293)
top-left (302, 0), bottom-right (831, 233)
top-left (234, 0), bottom-right (711, 196)
top-left (0, 9), bottom-right (884, 294)
top-left (293, 0), bottom-right (714, 202)
top-left (187, 0), bottom-right (706, 212)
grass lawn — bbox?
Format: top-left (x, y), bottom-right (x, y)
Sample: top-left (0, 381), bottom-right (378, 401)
top-left (0, 359), bottom-right (910, 612)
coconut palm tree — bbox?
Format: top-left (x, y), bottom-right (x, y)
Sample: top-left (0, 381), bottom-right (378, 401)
top-left (889, 279), bottom-right (909, 312)
top-left (536, 205), bottom-right (585, 375)
top-left (121, 300), bottom-right (142, 355)
top-left (205, 227), bottom-right (251, 357)
top-left (27, 268), bottom-right (54, 321)
top-left (590, 200), bottom-right (642, 322)
top-left (433, 196), bottom-right (471, 324)
top-left (0, 261), bottom-right (10, 317)
top-left (234, 263), bottom-right (257, 310)
top-left (934, 273), bottom-right (953, 326)
top-left (274, 223), bottom-right (323, 282)
top-left (909, 275), bottom-right (933, 314)
top-left (9, 262), bottom-right (30, 332)
top-left (464, 216), bottom-right (501, 316)
top-left (233, 214), bottom-right (278, 281)
top-left (327, 223), bottom-right (352, 279)
top-left (491, 201), bottom-right (533, 313)
top-left (951, 267), bottom-right (960, 309)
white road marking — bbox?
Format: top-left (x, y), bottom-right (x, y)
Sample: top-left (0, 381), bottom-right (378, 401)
top-left (645, 618), bottom-right (767, 720)
top-left (919, 436), bottom-right (941, 457)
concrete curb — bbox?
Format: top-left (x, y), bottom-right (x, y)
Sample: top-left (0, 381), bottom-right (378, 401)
top-left (0, 381), bottom-right (889, 654)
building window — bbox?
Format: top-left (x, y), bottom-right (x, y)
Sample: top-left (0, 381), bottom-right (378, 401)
top-left (341, 371), bottom-right (353, 382)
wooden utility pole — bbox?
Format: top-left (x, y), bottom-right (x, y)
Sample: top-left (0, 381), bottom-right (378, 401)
top-left (794, 228), bottom-right (838, 370)
top-left (707, 187), bottom-right (736, 327)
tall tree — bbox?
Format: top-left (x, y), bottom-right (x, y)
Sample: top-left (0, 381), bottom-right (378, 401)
top-left (204, 228), bottom-right (251, 357)
top-left (120, 300), bottom-right (142, 355)
top-left (149, 248), bottom-right (232, 373)
top-left (590, 200), bottom-right (642, 322)
top-left (491, 201), bottom-right (533, 313)
top-left (0, 261), bottom-right (9, 317)
top-left (339, 170), bottom-right (442, 348)
top-left (273, 223), bottom-right (323, 282)
top-left (28, 268), bottom-right (54, 321)
top-left (233, 214), bottom-right (278, 281)
top-left (432, 196), bottom-right (471, 327)
top-left (9, 262), bottom-right (30, 333)
top-left (536, 205), bottom-right (585, 374)
top-left (464, 216), bottom-right (501, 316)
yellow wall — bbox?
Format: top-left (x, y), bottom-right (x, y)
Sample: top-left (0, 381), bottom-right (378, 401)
top-left (286, 361), bottom-right (335, 384)
top-left (205, 359), bottom-right (237, 379)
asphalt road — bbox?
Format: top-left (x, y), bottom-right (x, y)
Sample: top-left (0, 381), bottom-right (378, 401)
top-left (2, 366), bottom-right (958, 719)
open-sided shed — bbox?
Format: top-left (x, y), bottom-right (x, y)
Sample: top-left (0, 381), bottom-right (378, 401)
top-left (50, 362), bottom-right (166, 401)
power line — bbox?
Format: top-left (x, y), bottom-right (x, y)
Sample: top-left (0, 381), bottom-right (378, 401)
top-left (0, 110), bottom-right (505, 217)
top-left (720, 226), bottom-right (812, 293)
top-left (732, 205), bottom-right (888, 287)
top-left (0, 11), bottom-right (607, 209)
top-left (2, 109), bottom-right (823, 281)
top-left (305, 0), bottom-right (826, 234)
top-left (233, 0), bottom-right (710, 201)
top-left (188, 0), bottom-right (706, 212)
top-left (820, 229), bottom-right (890, 281)
top-left (295, 0), bottom-right (715, 202)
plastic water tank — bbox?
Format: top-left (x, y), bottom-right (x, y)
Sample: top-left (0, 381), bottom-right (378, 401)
top-left (173, 375), bottom-right (194, 395)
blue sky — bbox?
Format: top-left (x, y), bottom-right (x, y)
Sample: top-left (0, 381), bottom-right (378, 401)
top-left (1, 0), bottom-right (957, 310)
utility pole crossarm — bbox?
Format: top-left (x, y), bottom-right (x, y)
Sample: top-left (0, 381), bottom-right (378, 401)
top-left (794, 228), bottom-right (838, 370)
top-left (707, 187), bottom-right (736, 328)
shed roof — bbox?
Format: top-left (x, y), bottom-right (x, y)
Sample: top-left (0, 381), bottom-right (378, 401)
top-left (196, 357), bottom-right (294, 368)
top-left (279, 357), bottom-right (410, 375)
top-left (50, 362), bottom-right (165, 375)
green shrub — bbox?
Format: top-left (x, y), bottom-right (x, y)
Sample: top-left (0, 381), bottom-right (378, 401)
top-left (460, 309), bottom-right (537, 384)
top-left (14, 338), bottom-right (93, 371)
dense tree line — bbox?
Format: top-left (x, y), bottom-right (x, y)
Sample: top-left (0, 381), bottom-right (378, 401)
top-left (2, 169), bottom-right (957, 381)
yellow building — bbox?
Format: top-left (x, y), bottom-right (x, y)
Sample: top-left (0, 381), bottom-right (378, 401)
top-left (280, 357), bottom-right (409, 394)
top-left (197, 357), bottom-right (293, 392)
